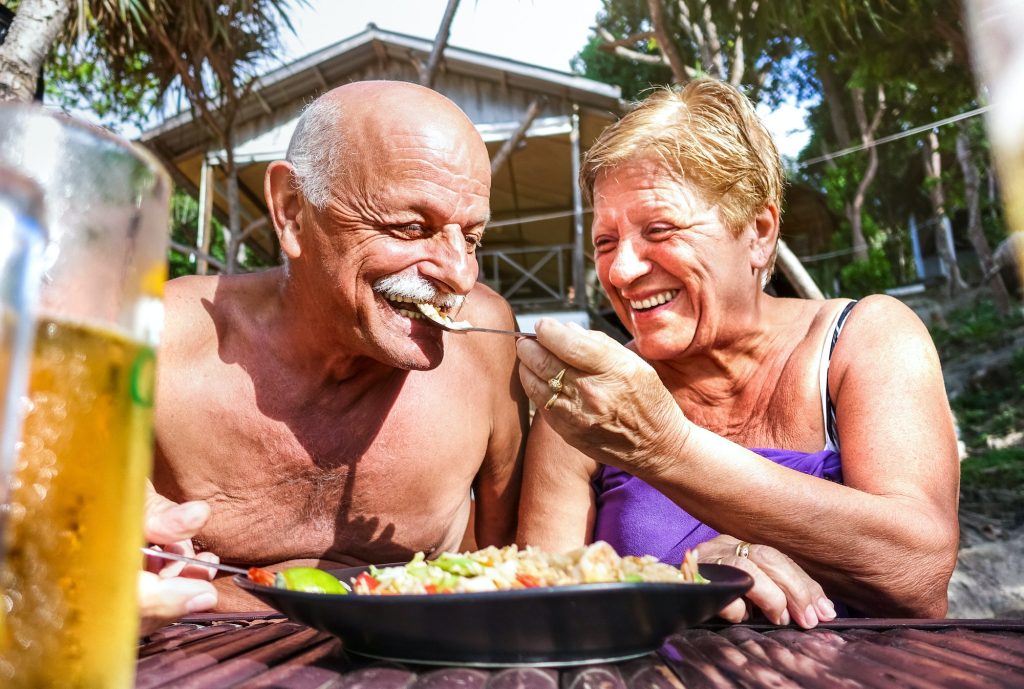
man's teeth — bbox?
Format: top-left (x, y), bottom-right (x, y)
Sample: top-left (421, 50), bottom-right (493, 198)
top-left (629, 289), bottom-right (678, 311)
top-left (386, 296), bottom-right (447, 322)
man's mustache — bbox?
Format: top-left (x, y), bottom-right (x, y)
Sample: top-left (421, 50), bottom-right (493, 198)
top-left (373, 274), bottom-right (465, 310)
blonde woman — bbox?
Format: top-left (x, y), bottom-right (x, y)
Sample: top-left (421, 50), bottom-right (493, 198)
top-left (516, 78), bottom-right (959, 628)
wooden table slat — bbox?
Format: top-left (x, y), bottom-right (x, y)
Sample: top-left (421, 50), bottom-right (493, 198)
top-left (139, 624), bottom-right (245, 658)
top-left (161, 627), bottom-right (328, 689)
top-left (661, 632), bottom-right (761, 689)
top-left (559, 663), bottom-right (627, 689)
top-left (136, 622), bottom-right (307, 689)
top-left (832, 634), bottom-right (990, 689)
top-left (230, 638), bottom-right (346, 689)
top-left (718, 627), bottom-right (863, 689)
top-left (617, 657), bottom-right (686, 689)
top-left (132, 619), bottom-right (1024, 689)
top-left (873, 630), bottom-right (1024, 686)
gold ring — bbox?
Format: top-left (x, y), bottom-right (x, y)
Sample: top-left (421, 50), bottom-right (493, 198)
top-left (544, 392), bottom-right (560, 410)
top-left (735, 541), bottom-right (751, 558)
top-left (548, 368), bottom-right (566, 394)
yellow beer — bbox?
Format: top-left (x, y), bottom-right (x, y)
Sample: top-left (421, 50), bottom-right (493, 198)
top-left (0, 317), bottom-right (154, 688)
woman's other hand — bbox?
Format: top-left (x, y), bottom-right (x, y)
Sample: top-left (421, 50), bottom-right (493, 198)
top-left (516, 318), bottom-right (689, 477)
top-left (701, 534), bottom-right (836, 629)
top-left (138, 481), bottom-right (219, 636)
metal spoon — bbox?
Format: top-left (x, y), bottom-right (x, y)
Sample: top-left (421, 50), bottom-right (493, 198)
top-left (141, 546), bottom-right (249, 576)
top-left (416, 303), bottom-right (537, 338)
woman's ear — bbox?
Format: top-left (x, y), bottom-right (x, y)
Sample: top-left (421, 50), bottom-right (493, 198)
top-left (265, 160), bottom-right (304, 260)
top-left (750, 204), bottom-right (780, 272)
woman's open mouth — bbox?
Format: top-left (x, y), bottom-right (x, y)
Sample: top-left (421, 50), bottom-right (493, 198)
top-left (628, 289), bottom-right (679, 313)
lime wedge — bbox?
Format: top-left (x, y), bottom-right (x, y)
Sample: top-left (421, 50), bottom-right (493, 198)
top-left (275, 567), bottom-right (349, 594)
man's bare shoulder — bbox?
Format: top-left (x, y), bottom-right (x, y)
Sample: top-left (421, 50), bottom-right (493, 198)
top-left (162, 275), bottom-right (222, 356)
top-left (162, 270), bottom-right (282, 356)
top-left (452, 282), bottom-right (520, 372)
top-left (460, 282), bottom-right (517, 331)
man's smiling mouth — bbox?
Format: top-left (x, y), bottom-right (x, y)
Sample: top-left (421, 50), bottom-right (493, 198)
top-left (384, 295), bottom-right (455, 321)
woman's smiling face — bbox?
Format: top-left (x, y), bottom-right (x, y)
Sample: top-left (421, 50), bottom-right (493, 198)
top-left (591, 157), bottom-right (762, 361)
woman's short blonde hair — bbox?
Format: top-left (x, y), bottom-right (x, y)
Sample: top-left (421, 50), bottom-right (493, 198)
top-left (581, 78), bottom-right (784, 276)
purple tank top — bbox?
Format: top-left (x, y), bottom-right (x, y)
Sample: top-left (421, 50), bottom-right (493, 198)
top-left (593, 448), bottom-right (844, 565)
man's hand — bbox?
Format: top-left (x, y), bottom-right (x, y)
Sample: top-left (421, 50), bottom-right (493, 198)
top-left (699, 535), bottom-right (837, 629)
top-left (138, 481), bottom-right (219, 636)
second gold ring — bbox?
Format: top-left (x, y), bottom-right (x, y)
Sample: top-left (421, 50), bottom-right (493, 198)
top-left (548, 368), bottom-right (566, 394)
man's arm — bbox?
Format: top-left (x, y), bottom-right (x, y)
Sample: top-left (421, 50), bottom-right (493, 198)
top-left (470, 292), bottom-right (529, 547)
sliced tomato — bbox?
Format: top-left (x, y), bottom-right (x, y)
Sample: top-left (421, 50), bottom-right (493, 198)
top-left (248, 567), bottom-right (275, 587)
top-left (424, 584), bottom-right (438, 594)
top-left (354, 571), bottom-right (380, 591)
top-left (516, 574), bottom-right (541, 588)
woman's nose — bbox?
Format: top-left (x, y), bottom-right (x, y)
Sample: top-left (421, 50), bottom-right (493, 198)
top-left (606, 240), bottom-right (651, 287)
top-left (420, 226), bottom-right (478, 295)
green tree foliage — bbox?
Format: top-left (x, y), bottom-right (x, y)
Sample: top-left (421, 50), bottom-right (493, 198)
top-left (574, 1), bottom-right (1008, 298)
top-left (42, 0), bottom-right (302, 275)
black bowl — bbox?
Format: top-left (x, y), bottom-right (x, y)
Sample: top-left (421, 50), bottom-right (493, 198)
top-left (234, 563), bottom-right (752, 667)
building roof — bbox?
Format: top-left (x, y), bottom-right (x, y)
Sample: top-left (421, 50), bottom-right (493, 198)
top-left (140, 25), bottom-right (626, 262)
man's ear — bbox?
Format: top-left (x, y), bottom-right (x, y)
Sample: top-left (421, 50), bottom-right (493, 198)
top-left (750, 204), bottom-right (780, 273)
top-left (265, 160), bottom-right (304, 260)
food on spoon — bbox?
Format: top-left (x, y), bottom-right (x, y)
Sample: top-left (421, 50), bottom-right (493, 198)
top-left (290, 541), bottom-right (707, 596)
top-left (416, 302), bottom-right (473, 330)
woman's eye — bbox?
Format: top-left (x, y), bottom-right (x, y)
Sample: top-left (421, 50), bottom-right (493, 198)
top-left (646, 225), bottom-right (678, 240)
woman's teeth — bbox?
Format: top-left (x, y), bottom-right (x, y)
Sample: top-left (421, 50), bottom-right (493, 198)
top-left (629, 289), bottom-right (678, 311)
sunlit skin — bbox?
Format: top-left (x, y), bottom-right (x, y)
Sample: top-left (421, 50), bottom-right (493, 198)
top-left (153, 82), bottom-right (527, 613)
top-left (592, 157), bottom-right (774, 365)
top-left (516, 152), bottom-right (959, 625)
top-left (283, 104), bottom-right (490, 372)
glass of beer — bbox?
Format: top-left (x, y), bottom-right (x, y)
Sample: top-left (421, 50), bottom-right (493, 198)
top-left (0, 172), bottom-right (46, 555)
top-left (0, 105), bottom-right (170, 688)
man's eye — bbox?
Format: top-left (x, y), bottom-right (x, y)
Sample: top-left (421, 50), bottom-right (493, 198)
top-left (466, 235), bottom-right (484, 253)
top-left (385, 223), bottom-right (429, 238)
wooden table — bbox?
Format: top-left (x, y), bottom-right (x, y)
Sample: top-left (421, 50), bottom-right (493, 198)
top-left (136, 614), bottom-right (1024, 688)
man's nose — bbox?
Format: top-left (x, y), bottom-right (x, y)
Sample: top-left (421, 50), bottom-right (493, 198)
top-left (420, 226), bottom-right (478, 295)
top-left (606, 239), bottom-right (651, 287)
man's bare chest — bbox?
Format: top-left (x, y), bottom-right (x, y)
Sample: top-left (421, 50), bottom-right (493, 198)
top-left (156, 374), bottom-right (490, 564)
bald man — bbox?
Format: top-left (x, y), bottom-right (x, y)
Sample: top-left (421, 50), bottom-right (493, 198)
top-left (149, 81), bottom-right (528, 612)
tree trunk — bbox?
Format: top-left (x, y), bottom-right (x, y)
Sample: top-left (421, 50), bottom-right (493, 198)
top-left (816, 57), bottom-right (851, 148)
top-left (846, 86), bottom-right (886, 263)
top-left (419, 0), bottom-right (460, 89)
top-left (490, 98), bottom-right (546, 176)
top-left (956, 125), bottom-right (1010, 314)
top-left (0, 0), bottom-right (72, 102)
top-left (648, 0), bottom-right (691, 84)
top-left (922, 131), bottom-right (969, 296)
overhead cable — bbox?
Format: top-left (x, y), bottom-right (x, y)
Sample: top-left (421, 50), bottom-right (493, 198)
top-left (796, 104), bottom-right (993, 169)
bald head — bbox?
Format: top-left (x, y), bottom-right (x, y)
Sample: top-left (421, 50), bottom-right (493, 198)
top-left (287, 81), bottom-right (489, 210)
